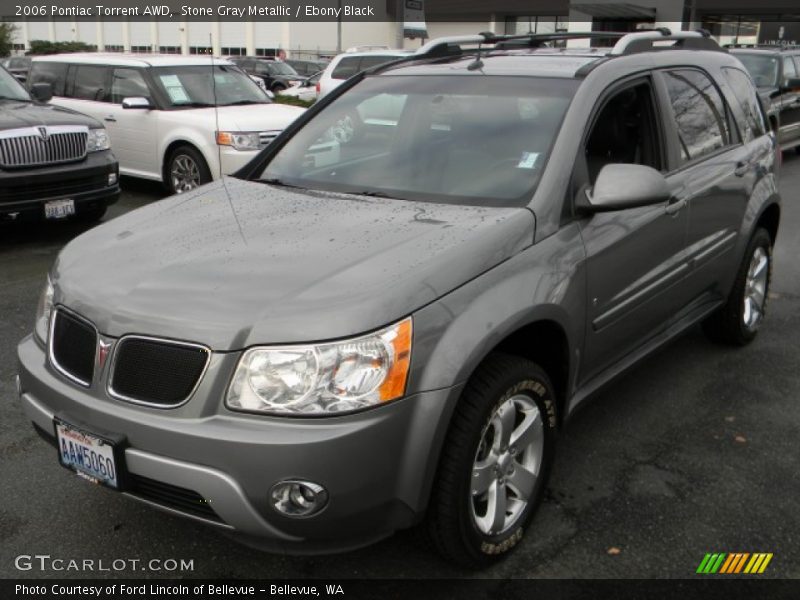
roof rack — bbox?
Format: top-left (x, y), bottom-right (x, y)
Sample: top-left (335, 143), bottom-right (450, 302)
top-left (413, 28), bottom-right (724, 60)
top-left (609, 28), bottom-right (723, 54)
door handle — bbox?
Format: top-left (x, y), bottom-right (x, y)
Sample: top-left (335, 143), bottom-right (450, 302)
top-left (104, 116), bottom-right (116, 122)
top-left (665, 198), bottom-right (687, 215)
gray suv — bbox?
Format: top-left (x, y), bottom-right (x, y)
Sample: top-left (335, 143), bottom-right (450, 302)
top-left (16, 29), bottom-right (781, 568)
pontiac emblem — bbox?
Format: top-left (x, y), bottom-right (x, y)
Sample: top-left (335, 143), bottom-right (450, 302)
top-left (37, 126), bottom-right (49, 141)
top-left (97, 340), bottom-right (112, 371)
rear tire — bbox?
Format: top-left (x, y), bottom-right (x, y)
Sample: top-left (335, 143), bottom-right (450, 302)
top-left (426, 353), bottom-right (557, 568)
top-left (703, 227), bottom-right (772, 346)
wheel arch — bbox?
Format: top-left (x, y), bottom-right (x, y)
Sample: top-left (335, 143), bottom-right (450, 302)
top-left (161, 139), bottom-right (214, 186)
top-left (756, 200), bottom-right (780, 245)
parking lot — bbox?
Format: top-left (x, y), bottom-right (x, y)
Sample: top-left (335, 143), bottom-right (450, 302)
top-left (1, 154), bottom-right (799, 579)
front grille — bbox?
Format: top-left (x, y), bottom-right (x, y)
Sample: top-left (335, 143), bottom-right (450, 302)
top-left (50, 309), bottom-right (97, 386)
top-left (0, 126), bottom-right (88, 168)
top-left (258, 130), bottom-right (282, 148)
top-left (128, 474), bottom-right (223, 522)
top-left (109, 337), bottom-right (209, 406)
top-left (0, 174), bottom-right (109, 204)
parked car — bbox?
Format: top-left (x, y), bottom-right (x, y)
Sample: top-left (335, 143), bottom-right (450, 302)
top-left (317, 49), bottom-right (410, 98)
top-left (0, 63), bottom-right (118, 222)
top-left (278, 71), bottom-right (322, 103)
top-left (285, 58), bottom-right (328, 77)
top-left (729, 45), bottom-right (800, 152)
top-left (230, 57), bottom-right (304, 93)
top-left (2, 55), bottom-right (32, 83)
top-left (27, 54), bottom-right (306, 194)
top-left (17, 30), bottom-right (780, 568)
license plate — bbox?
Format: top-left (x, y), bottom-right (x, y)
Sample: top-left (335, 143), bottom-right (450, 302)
top-left (55, 418), bottom-right (121, 489)
top-left (44, 198), bottom-right (75, 219)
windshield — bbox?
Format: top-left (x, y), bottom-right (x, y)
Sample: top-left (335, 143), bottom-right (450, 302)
top-left (151, 65), bottom-right (269, 107)
top-left (0, 66), bottom-right (31, 101)
top-left (735, 54), bottom-right (780, 87)
top-left (270, 62), bottom-right (299, 76)
top-left (259, 75), bottom-right (577, 206)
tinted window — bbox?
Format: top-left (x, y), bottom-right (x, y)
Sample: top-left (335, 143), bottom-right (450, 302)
top-left (28, 61), bottom-right (68, 96)
top-left (664, 69), bottom-right (730, 164)
top-left (111, 68), bottom-right (150, 103)
top-left (734, 54), bottom-right (779, 88)
top-left (358, 55), bottom-right (399, 70)
top-left (784, 57), bottom-right (798, 83)
top-left (71, 65), bottom-right (108, 101)
top-left (331, 57), bottom-right (361, 80)
top-left (260, 76), bottom-right (578, 206)
top-left (722, 67), bottom-right (767, 142)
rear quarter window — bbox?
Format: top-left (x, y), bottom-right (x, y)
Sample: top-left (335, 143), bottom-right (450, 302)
top-left (29, 61), bottom-right (68, 96)
top-left (331, 57), bottom-right (361, 80)
top-left (721, 67), bottom-right (768, 142)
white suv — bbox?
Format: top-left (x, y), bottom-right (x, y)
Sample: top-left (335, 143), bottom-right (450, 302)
top-left (317, 49), bottom-right (410, 98)
top-left (28, 54), bottom-right (306, 193)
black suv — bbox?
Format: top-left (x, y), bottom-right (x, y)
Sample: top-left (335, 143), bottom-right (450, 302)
top-left (0, 65), bottom-right (119, 223)
top-left (230, 57), bottom-right (303, 92)
top-left (729, 45), bottom-right (800, 152)
top-left (285, 58), bottom-right (327, 77)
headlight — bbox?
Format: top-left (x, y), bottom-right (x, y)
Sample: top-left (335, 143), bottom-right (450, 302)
top-left (226, 317), bottom-right (412, 415)
top-left (216, 131), bottom-right (261, 151)
top-left (34, 275), bottom-right (54, 343)
top-left (86, 128), bottom-right (110, 152)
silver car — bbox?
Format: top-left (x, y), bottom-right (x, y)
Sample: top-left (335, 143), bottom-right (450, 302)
top-left (17, 30), bottom-right (780, 567)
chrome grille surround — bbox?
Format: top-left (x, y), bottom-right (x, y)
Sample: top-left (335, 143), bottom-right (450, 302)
top-left (0, 125), bottom-right (89, 168)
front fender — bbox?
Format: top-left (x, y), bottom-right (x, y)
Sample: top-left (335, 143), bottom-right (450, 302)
top-left (408, 223), bottom-right (587, 402)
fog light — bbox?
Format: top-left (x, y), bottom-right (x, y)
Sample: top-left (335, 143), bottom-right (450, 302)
top-left (108, 173), bottom-right (118, 185)
top-left (270, 480), bottom-right (328, 518)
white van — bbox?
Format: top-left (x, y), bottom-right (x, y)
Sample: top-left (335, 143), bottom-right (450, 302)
top-left (317, 49), bottom-right (411, 99)
top-left (28, 54), bottom-right (306, 193)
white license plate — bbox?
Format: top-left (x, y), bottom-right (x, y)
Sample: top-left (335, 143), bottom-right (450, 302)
top-left (44, 198), bottom-right (75, 219)
top-left (55, 419), bottom-right (120, 488)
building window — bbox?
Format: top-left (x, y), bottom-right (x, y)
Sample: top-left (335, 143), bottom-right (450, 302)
top-left (701, 15), bottom-right (761, 46)
top-left (255, 48), bottom-right (278, 57)
top-left (159, 46), bottom-right (181, 54)
top-left (221, 47), bottom-right (246, 56)
top-left (504, 16), bottom-right (569, 35)
top-left (130, 45), bottom-right (151, 54)
top-left (189, 46), bottom-right (212, 55)
top-left (104, 45), bottom-right (124, 53)
top-left (12, 43), bottom-right (25, 53)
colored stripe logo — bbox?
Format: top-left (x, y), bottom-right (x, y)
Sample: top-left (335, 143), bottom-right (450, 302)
top-left (696, 553), bottom-right (773, 574)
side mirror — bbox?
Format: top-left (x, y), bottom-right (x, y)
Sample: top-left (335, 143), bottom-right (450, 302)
top-left (121, 96), bottom-right (151, 109)
top-left (30, 82), bottom-right (53, 103)
top-left (781, 77), bottom-right (800, 92)
top-left (578, 164), bottom-right (670, 213)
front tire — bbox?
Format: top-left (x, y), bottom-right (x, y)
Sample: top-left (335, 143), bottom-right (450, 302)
top-left (703, 227), bottom-right (772, 345)
top-left (166, 145), bottom-right (211, 195)
top-left (427, 353), bottom-right (557, 568)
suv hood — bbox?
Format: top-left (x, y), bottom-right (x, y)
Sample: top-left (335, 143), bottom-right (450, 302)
top-left (54, 178), bottom-right (534, 350)
top-left (0, 100), bottom-right (102, 129)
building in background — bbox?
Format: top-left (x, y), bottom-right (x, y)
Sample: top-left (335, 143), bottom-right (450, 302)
top-left (6, 1), bottom-right (800, 59)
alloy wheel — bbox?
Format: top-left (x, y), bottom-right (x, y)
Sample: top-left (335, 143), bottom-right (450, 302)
top-left (170, 154), bottom-right (201, 194)
top-left (743, 246), bottom-right (769, 330)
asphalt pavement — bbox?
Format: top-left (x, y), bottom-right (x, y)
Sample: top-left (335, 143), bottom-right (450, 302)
top-left (1, 157), bottom-right (799, 579)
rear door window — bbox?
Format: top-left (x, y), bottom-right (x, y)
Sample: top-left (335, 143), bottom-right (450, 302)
top-left (663, 69), bottom-right (731, 164)
top-left (70, 65), bottom-right (109, 101)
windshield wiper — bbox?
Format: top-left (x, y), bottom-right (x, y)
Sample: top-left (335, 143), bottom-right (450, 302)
top-left (258, 178), bottom-right (306, 190)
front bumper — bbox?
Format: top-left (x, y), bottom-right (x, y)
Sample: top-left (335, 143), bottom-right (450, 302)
top-left (17, 334), bottom-right (460, 554)
top-left (0, 150), bottom-right (119, 218)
